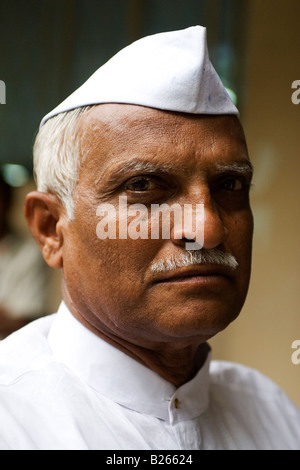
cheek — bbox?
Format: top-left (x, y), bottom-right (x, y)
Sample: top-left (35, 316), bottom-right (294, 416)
top-left (232, 212), bottom-right (253, 287)
top-left (239, 212), bottom-right (254, 259)
top-left (64, 222), bottom-right (158, 302)
top-left (224, 210), bottom-right (253, 276)
top-left (228, 210), bottom-right (253, 249)
top-left (63, 234), bottom-right (166, 340)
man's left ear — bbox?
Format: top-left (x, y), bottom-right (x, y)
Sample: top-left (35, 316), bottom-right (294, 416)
top-left (24, 191), bottom-right (67, 269)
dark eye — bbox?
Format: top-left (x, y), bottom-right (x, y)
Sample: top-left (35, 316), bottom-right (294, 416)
top-left (125, 177), bottom-right (157, 192)
top-left (220, 177), bottom-right (243, 191)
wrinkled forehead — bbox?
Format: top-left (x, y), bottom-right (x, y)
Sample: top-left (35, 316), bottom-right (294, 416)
top-left (77, 103), bottom-right (249, 175)
top-left (80, 102), bottom-right (246, 142)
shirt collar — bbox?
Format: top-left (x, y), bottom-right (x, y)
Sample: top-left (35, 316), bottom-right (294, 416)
top-left (48, 302), bottom-right (211, 424)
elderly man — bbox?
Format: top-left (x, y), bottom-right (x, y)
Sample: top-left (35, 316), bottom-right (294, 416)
top-left (0, 26), bottom-right (299, 450)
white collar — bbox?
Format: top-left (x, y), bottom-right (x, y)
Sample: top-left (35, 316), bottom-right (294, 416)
top-left (48, 302), bottom-right (211, 424)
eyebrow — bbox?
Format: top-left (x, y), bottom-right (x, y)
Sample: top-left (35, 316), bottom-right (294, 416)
top-left (215, 161), bottom-right (254, 175)
top-left (95, 158), bottom-right (186, 186)
top-left (95, 158), bottom-right (254, 187)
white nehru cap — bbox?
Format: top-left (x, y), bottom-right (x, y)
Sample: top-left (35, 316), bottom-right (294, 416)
top-left (40, 25), bottom-right (238, 127)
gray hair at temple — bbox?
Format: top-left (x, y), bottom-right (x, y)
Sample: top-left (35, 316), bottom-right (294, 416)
top-left (33, 106), bottom-right (91, 220)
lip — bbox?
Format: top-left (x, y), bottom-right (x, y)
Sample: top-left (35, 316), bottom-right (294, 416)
top-left (152, 265), bottom-right (235, 285)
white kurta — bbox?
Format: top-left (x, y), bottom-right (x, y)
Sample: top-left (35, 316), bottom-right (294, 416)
top-left (0, 302), bottom-right (299, 450)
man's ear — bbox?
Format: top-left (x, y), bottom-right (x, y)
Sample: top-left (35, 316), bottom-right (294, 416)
top-left (24, 191), bottom-right (67, 269)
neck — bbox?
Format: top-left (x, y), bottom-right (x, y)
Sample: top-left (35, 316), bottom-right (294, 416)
top-left (91, 327), bottom-right (209, 387)
top-left (63, 290), bottom-right (211, 388)
top-left (119, 341), bottom-right (210, 387)
top-left (71, 311), bottom-right (209, 387)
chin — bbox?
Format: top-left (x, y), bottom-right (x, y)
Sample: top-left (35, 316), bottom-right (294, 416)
top-left (149, 302), bottom-right (241, 343)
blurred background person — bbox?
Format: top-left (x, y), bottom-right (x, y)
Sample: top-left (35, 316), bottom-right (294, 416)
top-left (0, 170), bottom-right (49, 338)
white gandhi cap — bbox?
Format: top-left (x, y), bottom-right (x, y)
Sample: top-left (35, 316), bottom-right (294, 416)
top-left (40, 25), bottom-right (238, 127)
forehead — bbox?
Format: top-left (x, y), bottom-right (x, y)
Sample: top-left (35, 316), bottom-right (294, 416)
top-left (78, 104), bottom-right (249, 175)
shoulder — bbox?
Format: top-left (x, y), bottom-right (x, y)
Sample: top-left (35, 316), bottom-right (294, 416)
top-left (209, 359), bottom-right (300, 426)
top-left (0, 314), bottom-right (56, 384)
top-left (209, 359), bottom-right (296, 404)
top-left (210, 359), bottom-right (279, 394)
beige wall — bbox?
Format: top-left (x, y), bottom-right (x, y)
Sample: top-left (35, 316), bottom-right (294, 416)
top-left (210, 0), bottom-right (300, 407)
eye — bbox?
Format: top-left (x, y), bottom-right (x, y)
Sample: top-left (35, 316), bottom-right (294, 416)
top-left (220, 177), bottom-right (244, 191)
top-left (122, 175), bottom-right (175, 205)
top-left (125, 176), bottom-right (158, 192)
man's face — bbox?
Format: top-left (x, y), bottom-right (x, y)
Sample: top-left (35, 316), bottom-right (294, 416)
top-left (62, 104), bottom-right (253, 349)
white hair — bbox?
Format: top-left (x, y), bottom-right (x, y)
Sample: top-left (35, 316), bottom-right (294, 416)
top-left (150, 249), bottom-right (238, 273)
top-left (33, 106), bottom-right (92, 220)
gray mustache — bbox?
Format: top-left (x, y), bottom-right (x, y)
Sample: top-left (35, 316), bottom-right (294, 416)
top-left (150, 249), bottom-right (238, 274)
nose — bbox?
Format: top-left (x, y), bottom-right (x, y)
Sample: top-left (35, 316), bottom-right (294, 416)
top-left (170, 195), bottom-right (227, 250)
top-left (202, 202), bottom-right (228, 249)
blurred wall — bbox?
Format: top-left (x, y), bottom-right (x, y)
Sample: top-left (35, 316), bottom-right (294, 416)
top-left (210, 0), bottom-right (300, 407)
